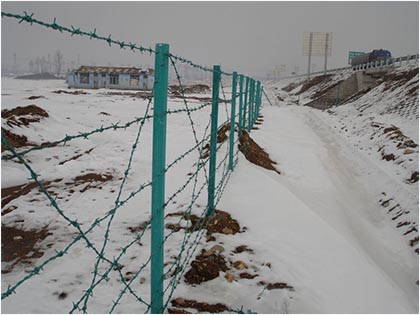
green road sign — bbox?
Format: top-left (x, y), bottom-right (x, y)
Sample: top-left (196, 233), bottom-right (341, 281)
top-left (348, 51), bottom-right (364, 64)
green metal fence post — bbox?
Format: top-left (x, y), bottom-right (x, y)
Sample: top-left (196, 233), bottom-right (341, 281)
top-left (243, 77), bottom-right (249, 129)
top-left (238, 75), bottom-right (244, 130)
top-left (262, 88), bottom-right (274, 106)
top-left (258, 86), bottom-right (263, 116)
top-left (151, 43), bottom-right (169, 314)
top-left (255, 81), bottom-right (261, 123)
top-left (247, 79), bottom-right (254, 132)
top-left (228, 72), bottom-right (238, 171)
top-left (207, 65), bottom-right (221, 216)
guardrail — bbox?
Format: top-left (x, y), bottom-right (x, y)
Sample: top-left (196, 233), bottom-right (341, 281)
top-left (277, 53), bottom-right (419, 81)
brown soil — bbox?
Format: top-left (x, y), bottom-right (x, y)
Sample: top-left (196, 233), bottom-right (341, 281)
top-left (74, 173), bottom-right (113, 193)
top-left (282, 82), bottom-right (301, 92)
top-left (28, 95), bottom-right (45, 100)
top-left (406, 84), bottom-right (419, 97)
top-left (239, 272), bottom-right (258, 279)
top-left (169, 84), bottom-right (215, 102)
top-left (1, 224), bottom-right (52, 273)
top-left (2, 104), bottom-right (49, 128)
top-left (238, 130), bottom-right (280, 174)
top-left (2, 206), bottom-right (17, 216)
top-left (383, 68), bottom-right (419, 92)
top-left (297, 74), bottom-right (333, 95)
top-left (184, 252), bottom-right (228, 284)
top-left (233, 245), bottom-right (254, 254)
top-left (2, 172), bottom-right (112, 208)
top-left (169, 95), bottom-right (213, 103)
top-left (52, 90), bottom-right (88, 95)
top-left (206, 210), bottom-right (240, 235)
top-left (1, 178), bottom-right (62, 208)
top-left (169, 84), bottom-right (210, 95)
top-left (2, 182), bottom-right (39, 208)
top-left (104, 91), bottom-right (150, 99)
top-left (407, 171), bottom-right (419, 183)
top-left (58, 148), bottom-right (94, 165)
top-left (168, 308), bottom-right (192, 314)
top-left (171, 298), bottom-right (228, 313)
top-left (217, 123), bottom-right (230, 143)
top-left (165, 209), bottom-right (241, 236)
top-left (128, 221), bottom-right (149, 234)
top-left (2, 105), bottom-right (49, 119)
top-left (1, 128), bottom-right (33, 152)
top-left (258, 281), bottom-right (294, 291)
top-left (311, 80), bottom-right (343, 101)
top-left (382, 153), bottom-right (395, 161)
top-left (200, 125), bottom-right (230, 158)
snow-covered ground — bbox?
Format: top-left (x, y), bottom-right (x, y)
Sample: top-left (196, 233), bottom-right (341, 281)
top-left (1, 72), bottom-right (418, 313)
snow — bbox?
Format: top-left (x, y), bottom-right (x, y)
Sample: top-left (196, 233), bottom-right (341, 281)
top-left (1, 72), bottom-right (418, 314)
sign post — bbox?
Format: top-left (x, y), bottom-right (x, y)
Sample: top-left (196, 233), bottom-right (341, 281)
top-left (303, 32), bottom-right (332, 79)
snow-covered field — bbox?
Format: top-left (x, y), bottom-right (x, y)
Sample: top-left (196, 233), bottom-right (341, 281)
top-left (1, 71), bottom-right (419, 314)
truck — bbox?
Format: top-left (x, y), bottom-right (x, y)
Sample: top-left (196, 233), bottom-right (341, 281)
top-left (351, 49), bottom-right (392, 67)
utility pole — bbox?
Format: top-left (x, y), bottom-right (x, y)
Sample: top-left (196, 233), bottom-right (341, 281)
top-left (323, 33), bottom-right (329, 75)
top-left (307, 32), bottom-right (313, 80)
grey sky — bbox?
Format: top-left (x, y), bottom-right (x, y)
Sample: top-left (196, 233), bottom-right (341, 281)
top-left (1, 1), bottom-right (419, 77)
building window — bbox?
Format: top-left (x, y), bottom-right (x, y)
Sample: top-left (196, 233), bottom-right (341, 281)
top-left (80, 73), bottom-right (89, 84)
top-left (130, 75), bottom-right (139, 86)
top-left (109, 75), bottom-right (119, 85)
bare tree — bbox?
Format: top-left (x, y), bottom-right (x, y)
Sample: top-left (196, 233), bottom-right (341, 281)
top-left (28, 60), bottom-right (35, 73)
top-left (35, 57), bottom-right (41, 73)
top-left (54, 50), bottom-right (64, 76)
top-left (40, 57), bottom-right (48, 73)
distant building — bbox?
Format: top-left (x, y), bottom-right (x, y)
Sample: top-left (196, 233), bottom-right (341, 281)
top-left (67, 66), bottom-right (154, 90)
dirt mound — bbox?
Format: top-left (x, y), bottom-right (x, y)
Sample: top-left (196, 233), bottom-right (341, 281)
top-left (258, 281), bottom-right (294, 291)
top-left (15, 73), bottom-right (59, 80)
top-left (217, 123), bottom-right (230, 143)
top-left (52, 90), bottom-right (87, 95)
top-left (165, 209), bottom-right (241, 236)
top-left (28, 95), bottom-right (45, 100)
top-left (2, 105), bottom-right (49, 128)
top-left (169, 84), bottom-right (210, 95)
top-left (407, 171), bottom-right (419, 183)
top-left (104, 91), bottom-right (150, 99)
top-left (1, 128), bottom-right (33, 152)
top-left (206, 210), bottom-right (240, 235)
top-left (170, 298), bottom-right (227, 313)
top-left (184, 252), bottom-right (228, 284)
top-left (238, 130), bottom-right (280, 174)
top-left (200, 125), bottom-right (230, 159)
top-left (2, 224), bottom-right (52, 273)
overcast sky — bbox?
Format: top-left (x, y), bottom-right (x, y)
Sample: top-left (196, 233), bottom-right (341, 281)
top-left (1, 1), bottom-right (419, 77)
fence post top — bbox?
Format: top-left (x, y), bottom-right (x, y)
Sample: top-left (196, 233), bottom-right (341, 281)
top-left (156, 43), bottom-right (169, 49)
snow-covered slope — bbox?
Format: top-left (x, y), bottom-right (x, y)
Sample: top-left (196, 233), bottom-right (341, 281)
top-left (1, 71), bottom-right (418, 313)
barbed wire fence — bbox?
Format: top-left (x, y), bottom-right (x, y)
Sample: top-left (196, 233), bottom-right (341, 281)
top-left (1, 11), bottom-right (268, 313)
